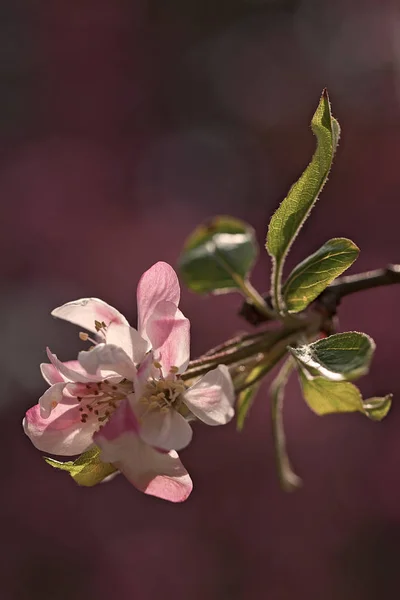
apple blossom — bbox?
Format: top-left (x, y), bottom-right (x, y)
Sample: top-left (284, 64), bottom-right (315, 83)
top-left (23, 262), bottom-right (235, 502)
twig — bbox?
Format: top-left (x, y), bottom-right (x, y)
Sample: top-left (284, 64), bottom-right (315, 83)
top-left (182, 328), bottom-right (300, 381)
top-left (318, 264), bottom-right (400, 313)
top-left (239, 264), bottom-right (400, 326)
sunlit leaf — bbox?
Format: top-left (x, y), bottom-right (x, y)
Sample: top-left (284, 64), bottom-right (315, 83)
top-left (363, 395), bottom-right (393, 421)
top-left (45, 447), bottom-right (117, 486)
top-left (266, 90), bottom-right (340, 312)
top-left (299, 372), bottom-right (364, 415)
top-left (283, 238), bottom-right (359, 313)
top-left (178, 215), bottom-right (258, 294)
top-left (291, 332), bottom-right (375, 381)
top-left (299, 370), bottom-right (392, 422)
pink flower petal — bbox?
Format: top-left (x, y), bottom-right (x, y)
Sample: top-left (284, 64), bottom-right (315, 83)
top-left (46, 348), bottom-right (101, 383)
top-left (183, 365), bottom-right (235, 425)
top-left (139, 409), bottom-right (193, 451)
top-left (23, 402), bottom-right (97, 456)
top-left (145, 301), bottom-right (190, 375)
top-left (105, 322), bottom-right (148, 365)
top-left (51, 298), bottom-right (128, 334)
top-left (39, 382), bottom-right (67, 418)
top-left (78, 344), bottom-right (136, 380)
top-left (40, 360), bottom-right (93, 385)
top-left (131, 352), bottom-right (157, 401)
top-left (94, 400), bottom-right (192, 502)
top-left (137, 262), bottom-right (180, 338)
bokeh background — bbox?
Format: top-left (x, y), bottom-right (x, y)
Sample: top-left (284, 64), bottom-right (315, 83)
top-left (2, 0), bottom-right (400, 598)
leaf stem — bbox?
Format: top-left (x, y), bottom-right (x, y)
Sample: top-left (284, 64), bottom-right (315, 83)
top-left (201, 331), bottom-right (267, 359)
top-left (271, 261), bottom-right (284, 315)
top-left (270, 358), bottom-right (302, 492)
top-left (210, 240), bottom-right (276, 320)
top-left (235, 276), bottom-right (276, 320)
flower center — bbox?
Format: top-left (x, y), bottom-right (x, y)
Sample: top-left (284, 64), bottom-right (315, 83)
top-left (77, 379), bottom-right (133, 425)
top-left (139, 377), bottom-right (187, 415)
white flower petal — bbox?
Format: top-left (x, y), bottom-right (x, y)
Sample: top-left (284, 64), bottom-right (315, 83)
top-left (40, 360), bottom-right (93, 385)
top-left (183, 365), bottom-right (235, 425)
top-left (51, 298), bottom-right (128, 334)
top-left (105, 322), bottom-right (148, 365)
top-left (78, 343), bottom-right (136, 380)
top-left (39, 382), bottom-right (67, 418)
top-left (46, 348), bottom-right (101, 383)
top-left (139, 409), bottom-right (193, 451)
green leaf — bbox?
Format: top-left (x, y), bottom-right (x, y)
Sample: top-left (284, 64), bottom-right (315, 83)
top-left (363, 395), bottom-right (393, 421)
top-left (266, 90), bottom-right (340, 312)
top-left (236, 382), bottom-right (260, 431)
top-left (45, 447), bottom-right (117, 486)
top-left (178, 215), bottom-right (258, 294)
top-left (270, 358), bottom-right (302, 491)
top-left (282, 238), bottom-right (359, 313)
top-left (236, 362), bottom-right (269, 430)
top-left (299, 372), bottom-right (364, 415)
top-left (299, 371), bottom-right (392, 421)
top-left (291, 331), bottom-right (375, 381)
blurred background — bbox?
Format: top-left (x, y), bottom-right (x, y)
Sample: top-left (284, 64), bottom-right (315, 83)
top-left (2, 0), bottom-right (400, 598)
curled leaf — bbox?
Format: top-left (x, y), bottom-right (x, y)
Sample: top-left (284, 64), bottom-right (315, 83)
top-left (45, 447), bottom-right (117, 487)
top-left (266, 90), bottom-right (340, 312)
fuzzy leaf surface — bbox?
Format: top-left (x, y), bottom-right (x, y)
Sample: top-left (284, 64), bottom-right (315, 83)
top-left (283, 238), bottom-right (359, 313)
top-left (266, 90), bottom-right (340, 311)
top-left (291, 332), bottom-right (375, 381)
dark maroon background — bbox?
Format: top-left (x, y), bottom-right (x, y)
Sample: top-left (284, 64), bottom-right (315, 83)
top-left (2, 1), bottom-right (400, 598)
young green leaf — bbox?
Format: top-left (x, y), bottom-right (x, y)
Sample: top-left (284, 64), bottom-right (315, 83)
top-left (363, 395), bottom-right (393, 421)
top-left (299, 371), bottom-right (392, 420)
top-left (299, 372), bottom-right (364, 415)
top-left (178, 215), bottom-right (258, 294)
top-left (266, 90), bottom-right (340, 312)
top-left (45, 447), bottom-right (117, 486)
top-left (282, 238), bottom-right (359, 313)
top-left (291, 332), bottom-right (375, 381)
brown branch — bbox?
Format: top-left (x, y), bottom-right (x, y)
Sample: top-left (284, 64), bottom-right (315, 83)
top-left (319, 264), bottom-right (400, 304)
top-left (239, 264), bottom-right (400, 326)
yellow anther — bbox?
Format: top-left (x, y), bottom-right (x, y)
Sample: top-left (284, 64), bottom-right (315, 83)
top-left (169, 366), bottom-right (179, 374)
top-left (79, 332), bottom-right (89, 341)
top-left (153, 360), bottom-right (162, 369)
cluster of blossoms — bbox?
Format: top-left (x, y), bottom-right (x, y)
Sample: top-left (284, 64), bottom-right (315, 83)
top-left (23, 262), bottom-right (235, 502)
